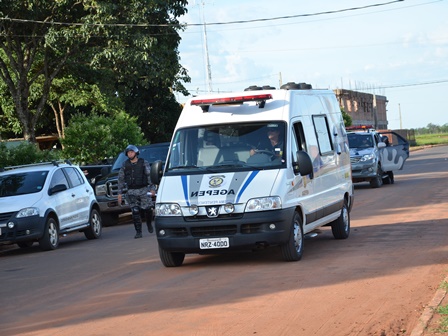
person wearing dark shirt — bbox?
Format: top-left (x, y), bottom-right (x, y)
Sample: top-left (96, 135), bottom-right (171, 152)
top-left (117, 145), bottom-right (156, 238)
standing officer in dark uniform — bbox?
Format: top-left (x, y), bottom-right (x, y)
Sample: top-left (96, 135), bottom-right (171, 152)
top-left (117, 145), bottom-right (156, 238)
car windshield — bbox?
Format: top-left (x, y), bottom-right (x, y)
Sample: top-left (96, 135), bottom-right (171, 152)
top-left (165, 121), bottom-right (286, 175)
top-left (348, 133), bottom-right (373, 149)
top-left (111, 144), bottom-right (169, 171)
top-left (0, 171), bottom-right (48, 197)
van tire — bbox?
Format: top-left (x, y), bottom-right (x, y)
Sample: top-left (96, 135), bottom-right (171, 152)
top-left (331, 200), bottom-right (350, 239)
top-left (39, 217), bottom-right (59, 251)
top-left (159, 246), bottom-right (185, 267)
top-left (280, 212), bottom-right (304, 261)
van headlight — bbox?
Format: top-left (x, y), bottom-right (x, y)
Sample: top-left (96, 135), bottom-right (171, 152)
top-left (245, 197), bottom-right (281, 212)
top-left (156, 203), bottom-right (182, 216)
top-left (17, 207), bottom-right (39, 218)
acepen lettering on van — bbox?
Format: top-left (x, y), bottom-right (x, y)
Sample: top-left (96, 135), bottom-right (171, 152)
top-left (150, 82), bottom-right (354, 267)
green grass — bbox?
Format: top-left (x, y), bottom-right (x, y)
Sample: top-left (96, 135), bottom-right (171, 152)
top-left (415, 133), bottom-right (448, 146)
top-left (432, 281), bottom-right (448, 333)
top-left (436, 305), bottom-right (448, 333)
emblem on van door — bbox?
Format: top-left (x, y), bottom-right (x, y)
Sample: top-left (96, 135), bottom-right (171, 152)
top-left (206, 206), bottom-right (219, 217)
top-left (209, 175), bottom-right (224, 188)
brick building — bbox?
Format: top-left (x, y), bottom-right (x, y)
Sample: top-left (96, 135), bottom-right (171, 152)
top-left (333, 89), bottom-right (388, 130)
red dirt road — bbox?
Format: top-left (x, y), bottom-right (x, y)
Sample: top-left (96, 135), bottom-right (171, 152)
top-left (1, 145), bottom-right (447, 336)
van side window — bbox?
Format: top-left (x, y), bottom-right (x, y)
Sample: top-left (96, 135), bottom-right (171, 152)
top-left (292, 122), bottom-right (306, 151)
top-left (312, 115), bottom-right (333, 155)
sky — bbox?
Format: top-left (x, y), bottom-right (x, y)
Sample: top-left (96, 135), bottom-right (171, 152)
top-left (175, 0), bottom-right (448, 130)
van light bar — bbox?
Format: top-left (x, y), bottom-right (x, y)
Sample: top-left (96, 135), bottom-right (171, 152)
top-left (191, 94), bottom-right (273, 106)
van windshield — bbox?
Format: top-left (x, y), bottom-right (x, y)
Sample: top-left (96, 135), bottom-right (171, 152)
top-left (165, 122), bottom-right (286, 174)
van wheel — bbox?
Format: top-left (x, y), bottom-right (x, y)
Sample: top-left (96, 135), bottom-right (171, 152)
top-left (159, 246), bottom-right (185, 267)
top-left (39, 217), bottom-right (59, 251)
top-left (370, 166), bottom-right (383, 188)
top-left (280, 212), bottom-right (304, 261)
top-left (84, 209), bottom-right (102, 240)
top-left (331, 200), bottom-right (350, 239)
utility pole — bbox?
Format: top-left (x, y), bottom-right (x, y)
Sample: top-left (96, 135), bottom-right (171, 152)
top-left (279, 72), bottom-right (283, 88)
top-left (200, 1), bottom-right (213, 93)
top-left (373, 94), bottom-right (378, 129)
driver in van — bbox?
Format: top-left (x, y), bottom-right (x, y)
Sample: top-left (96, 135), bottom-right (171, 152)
top-left (250, 124), bottom-right (284, 160)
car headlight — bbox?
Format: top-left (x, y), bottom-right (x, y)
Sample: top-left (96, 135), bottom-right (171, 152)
top-left (95, 184), bottom-right (107, 196)
top-left (360, 153), bottom-right (375, 162)
top-left (156, 203), bottom-right (182, 216)
top-left (245, 196), bottom-right (281, 212)
top-left (16, 207), bottom-right (39, 218)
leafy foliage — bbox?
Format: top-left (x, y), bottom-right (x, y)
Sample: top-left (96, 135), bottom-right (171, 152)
top-left (0, 142), bottom-right (61, 167)
top-left (341, 108), bottom-right (352, 127)
top-left (0, 0), bottom-right (190, 148)
top-left (61, 112), bottom-right (145, 164)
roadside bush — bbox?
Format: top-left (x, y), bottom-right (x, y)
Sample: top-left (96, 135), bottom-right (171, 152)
top-left (61, 112), bottom-right (145, 164)
top-left (0, 142), bottom-right (62, 167)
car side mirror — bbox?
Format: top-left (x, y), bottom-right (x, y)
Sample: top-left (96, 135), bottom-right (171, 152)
top-left (101, 166), bottom-right (111, 176)
top-left (49, 184), bottom-right (67, 195)
top-left (378, 142), bottom-right (386, 149)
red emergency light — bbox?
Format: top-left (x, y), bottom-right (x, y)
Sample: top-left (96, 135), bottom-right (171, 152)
top-left (190, 94), bottom-right (273, 111)
top-left (346, 125), bottom-right (374, 131)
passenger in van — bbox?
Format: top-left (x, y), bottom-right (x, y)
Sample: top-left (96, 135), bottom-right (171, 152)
top-left (250, 124), bottom-right (284, 160)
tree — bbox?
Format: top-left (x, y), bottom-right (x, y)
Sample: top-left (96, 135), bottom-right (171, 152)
top-left (341, 108), bottom-right (352, 127)
top-left (0, 1), bottom-right (90, 142)
top-left (0, 0), bottom-right (189, 143)
top-left (61, 112), bottom-right (145, 164)
top-left (121, 84), bottom-right (182, 143)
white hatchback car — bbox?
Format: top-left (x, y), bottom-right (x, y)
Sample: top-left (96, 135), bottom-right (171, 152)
top-left (0, 161), bottom-right (102, 250)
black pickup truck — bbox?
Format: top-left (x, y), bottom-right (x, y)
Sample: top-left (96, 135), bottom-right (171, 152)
top-left (92, 142), bottom-right (170, 225)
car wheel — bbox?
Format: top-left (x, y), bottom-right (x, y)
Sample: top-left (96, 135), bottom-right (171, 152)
top-left (370, 165), bottom-right (383, 188)
top-left (158, 246), bottom-right (185, 267)
top-left (17, 241), bottom-right (34, 248)
top-left (38, 217), bottom-right (59, 251)
top-left (280, 211), bottom-right (304, 262)
top-left (84, 208), bottom-right (102, 240)
top-left (331, 200), bottom-right (350, 239)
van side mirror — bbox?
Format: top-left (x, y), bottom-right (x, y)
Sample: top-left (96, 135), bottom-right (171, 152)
top-left (150, 160), bottom-right (164, 185)
top-left (293, 151), bottom-right (314, 179)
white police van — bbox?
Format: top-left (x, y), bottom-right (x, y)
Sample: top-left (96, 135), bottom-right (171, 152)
top-left (150, 82), bottom-right (354, 267)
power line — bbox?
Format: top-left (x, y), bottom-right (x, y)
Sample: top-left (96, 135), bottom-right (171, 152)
top-left (376, 79), bottom-right (448, 89)
top-left (189, 0), bottom-right (406, 26)
top-left (0, 0), bottom-right (405, 28)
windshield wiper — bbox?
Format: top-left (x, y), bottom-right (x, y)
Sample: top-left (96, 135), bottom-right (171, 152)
top-left (206, 162), bottom-right (263, 171)
top-left (168, 165), bottom-right (205, 171)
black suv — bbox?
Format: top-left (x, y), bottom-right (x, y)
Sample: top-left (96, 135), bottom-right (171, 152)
top-left (94, 142), bottom-right (170, 225)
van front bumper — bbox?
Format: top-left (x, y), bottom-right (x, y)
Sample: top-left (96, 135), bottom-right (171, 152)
top-left (155, 207), bottom-right (295, 253)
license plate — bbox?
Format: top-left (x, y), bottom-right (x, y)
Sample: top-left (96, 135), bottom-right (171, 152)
top-left (199, 237), bottom-right (229, 249)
